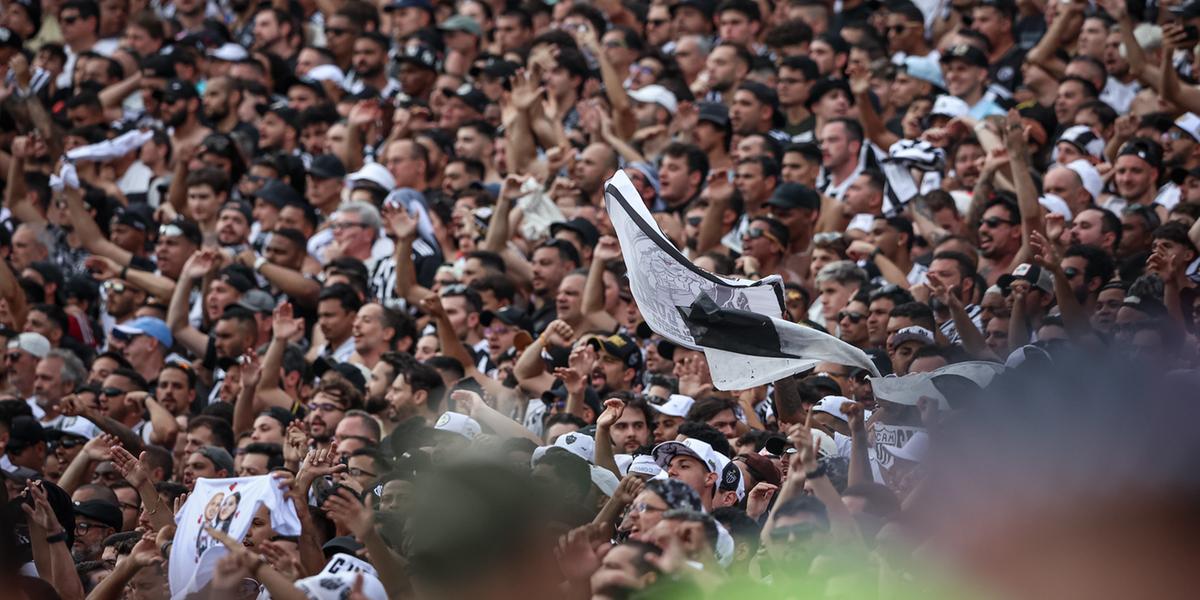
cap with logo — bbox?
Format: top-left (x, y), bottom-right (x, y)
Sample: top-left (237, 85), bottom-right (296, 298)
top-left (812, 395), bottom-right (854, 423)
top-left (586, 333), bottom-right (644, 373)
top-left (940, 44), bottom-right (989, 68)
top-left (395, 43), bottom-right (439, 72)
top-left (159, 218), bottom-right (203, 246)
top-left (295, 570), bottom-right (388, 600)
top-left (46, 415), bottom-right (102, 442)
top-left (627, 84), bottom-right (679, 113)
top-left (452, 84), bottom-right (489, 113)
top-left (112, 205), bottom-right (151, 233)
top-left (891, 326), bottom-right (936, 347)
top-left (532, 431), bottom-right (596, 465)
top-left (1175, 113), bottom-right (1200, 143)
top-left (1117, 138), bottom-right (1163, 168)
top-left (113, 316), bottom-right (173, 348)
top-left (998, 263), bottom-right (1055, 295)
top-left (651, 438), bottom-right (722, 473)
top-left (1064, 159), bottom-right (1103, 199)
top-left (930, 95), bottom-right (970, 119)
top-left (433, 411), bottom-right (482, 440)
top-left (163, 79), bottom-right (199, 102)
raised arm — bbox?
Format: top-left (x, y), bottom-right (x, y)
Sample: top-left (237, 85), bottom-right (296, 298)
top-left (144, 395), bottom-right (179, 448)
top-left (1030, 231), bottom-right (1091, 337)
top-left (86, 535), bottom-right (163, 600)
top-left (22, 481), bottom-right (86, 600)
top-left (787, 419), bottom-right (863, 547)
top-left (929, 273), bottom-right (1001, 361)
top-left (453, 389), bottom-right (542, 443)
top-left (63, 184), bottom-right (135, 265)
top-left (849, 240), bottom-right (910, 288)
top-left (580, 236), bottom-right (621, 333)
top-left (254, 302), bottom-right (304, 411)
top-left (85, 255), bottom-right (176, 302)
top-left (4, 137), bottom-right (46, 226)
top-left (1024, 0), bottom-right (1081, 78)
top-left (842, 402), bottom-right (874, 487)
top-left (109, 446), bottom-right (174, 531)
top-left (559, 343), bottom-right (596, 421)
top-left (574, 22), bottom-right (636, 139)
top-left (166, 249), bottom-right (215, 358)
top-left (0, 252), bottom-right (28, 329)
top-left (1004, 110), bottom-right (1045, 253)
top-left (848, 63), bottom-right (899, 151)
top-left (235, 249), bottom-right (320, 308)
top-left (1158, 24), bottom-right (1200, 113)
top-left (592, 399), bottom-right (625, 478)
top-left (382, 202), bottom-right (435, 306)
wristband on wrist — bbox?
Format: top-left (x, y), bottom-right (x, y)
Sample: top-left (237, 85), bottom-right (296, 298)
top-left (804, 464), bottom-right (827, 479)
top-left (120, 265), bottom-right (128, 279)
top-left (45, 531), bottom-right (67, 544)
top-left (254, 256), bottom-right (268, 272)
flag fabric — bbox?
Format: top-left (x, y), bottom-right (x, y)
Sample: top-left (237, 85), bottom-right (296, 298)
top-left (605, 171), bottom-right (879, 390)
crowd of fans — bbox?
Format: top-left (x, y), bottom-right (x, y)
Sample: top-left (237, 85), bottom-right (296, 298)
top-left (1, 0), bottom-right (1199, 597)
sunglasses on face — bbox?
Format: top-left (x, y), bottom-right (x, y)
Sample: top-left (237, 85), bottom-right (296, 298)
top-left (6, 353), bottom-right (23, 362)
top-left (307, 402), bottom-right (345, 413)
top-left (102, 387), bottom-right (127, 397)
top-left (686, 216), bottom-right (703, 227)
top-left (745, 226), bottom-right (781, 246)
top-left (1063, 266), bottom-right (1081, 279)
top-left (104, 281), bottom-right (127, 293)
top-left (981, 216), bottom-right (1017, 228)
top-left (837, 311), bottom-right (866, 323)
top-left (57, 437), bottom-right (86, 449)
top-left (324, 27), bottom-right (351, 36)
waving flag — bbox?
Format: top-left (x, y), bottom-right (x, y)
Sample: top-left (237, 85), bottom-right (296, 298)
top-left (604, 171), bottom-right (878, 390)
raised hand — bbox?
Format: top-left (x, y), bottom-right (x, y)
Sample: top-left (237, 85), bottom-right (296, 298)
top-left (596, 398), bottom-right (625, 429)
top-left (297, 442), bottom-right (347, 489)
top-left (258, 540), bottom-right (303, 581)
top-left (347, 100), bottom-right (382, 130)
top-left (845, 62), bottom-right (871, 96)
top-left (613, 474), bottom-right (645, 505)
top-left (238, 348), bottom-right (262, 390)
top-left (746, 482), bottom-right (779, 520)
top-left (128, 533), bottom-right (164, 568)
top-left (173, 492), bottom-right (189, 515)
top-left (111, 446), bottom-right (151, 488)
top-left (20, 481), bottom-right (62, 533)
top-left (787, 410), bottom-right (819, 473)
top-left (451, 389), bottom-right (484, 417)
top-left (381, 201), bottom-right (419, 242)
top-left (83, 434), bottom-right (121, 462)
top-left (500, 173), bottom-right (531, 200)
top-left (272, 302), bottom-right (304, 342)
top-left (542, 319), bottom-right (575, 347)
top-left (419, 294), bottom-right (449, 322)
top-left (675, 354), bottom-right (712, 399)
top-left (1028, 230), bottom-right (1060, 270)
top-left (556, 523), bottom-right (607, 581)
top-left (841, 400), bottom-right (865, 433)
top-left (322, 487), bottom-right (373, 539)
top-left (509, 68), bottom-right (545, 112)
top-left (847, 240), bottom-right (879, 262)
top-left (283, 420), bottom-right (309, 465)
top-left (925, 272), bottom-right (960, 309)
top-left (593, 236), bottom-right (622, 263)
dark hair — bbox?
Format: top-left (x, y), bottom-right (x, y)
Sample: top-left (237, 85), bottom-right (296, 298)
top-left (1085, 206), bottom-right (1123, 251)
top-left (1076, 100), bottom-right (1118, 128)
top-left (767, 20), bottom-right (815, 52)
top-left (1060, 74), bottom-right (1100, 100)
top-left (535, 239), bottom-right (581, 268)
top-left (110, 367), bottom-right (148, 391)
top-left (983, 196), bottom-right (1020, 224)
top-left (61, 0), bottom-right (100, 31)
top-left (400, 360), bottom-right (446, 412)
top-left (439, 284), bottom-right (483, 313)
top-left (841, 482), bottom-right (901, 518)
top-left (142, 444), bottom-right (174, 481)
top-left (1151, 221), bottom-right (1199, 258)
top-left (676, 421), bottom-right (734, 458)
top-left (931, 251), bottom-right (978, 280)
top-left (775, 495), bottom-right (830, 525)
top-left (1064, 244), bottom-right (1115, 286)
top-left (464, 250), bottom-right (506, 274)
top-left (661, 142), bottom-right (710, 182)
top-left (469, 272), bottom-right (517, 304)
top-left (825, 117), bottom-right (864, 143)
top-left (318, 283), bottom-right (364, 313)
top-left (889, 301), bottom-right (937, 330)
top-left (185, 167), bottom-right (230, 194)
top-left (242, 442), bottom-right (285, 470)
top-left (188, 415), bottom-right (235, 451)
top-left (30, 303), bottom-right (68, 334)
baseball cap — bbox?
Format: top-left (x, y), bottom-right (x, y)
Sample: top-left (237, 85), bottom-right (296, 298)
top-left (308, 154), bottom-right (347, 180)
top-left (1175, 112), bottom-right (1200, 143)
top-left (1038, 194), bottom-right (1073, 220)
top-left (395, 43), bottom-right (439, 72)
top-left (715, 454), bottom-right (745, 501)
top-left (322, 537), bottom-right (364, 558)
top-left (73, 500), bottom-right (123, 531)
top-left (697, 101), bottom-right (730, 128)
top-left (208, 42), bottom-right (249, 62)
top-left (254, 179), bottom-right (303, 207)
top-left (1065, 160), bottom-right (1103, 199)
top-left (296, 571), bottom-right (388, 600)
top-left (812, 395), bottom-right (853, 423)
top-left (219, 199), bottom-right (253, 224)
top-left (805, 77), bottom-right (854, 110)
top-left (628, 84), bottom-right (678, 113)
top-left (651, 438), bottom-right (722, 473)
top-left (197, 446), bottom-right (235, 475)
top-left (307, 64), bottom-right (346, 86)
top-left (0, 27), bottom-right (23, 50)
top-left (902, 55), bottom-right (945, 89)
top-left (1117, 138), bottom-right (1163, 167)
top-left (549, 217), bottom-right (601, 248)
top-left (45, 415), bottom-right (102, 442)
top-left (163, 79), bottom-right (199, 102)
top-left (532, 431), bottom-right (596, 464)
top-left (433, 411), bottom-right (482, 440)
top-left (452, 84), bottom-right (488, 113)
top-left (438, 14), bottom-right (482, 37)
top-left (735, 452), bottom-right (781, 487)
top-left (8, 332), bottom-right (51, 359)
top-left (940, 44), bottom-right (988, 68)
top-left (384, 0), bottom-right (433, 12)
top-left (347, 163), bottom-right (396, 191)
top-left (671, 0), bottom-right (716, 18)
top-left (1057, 125), bottom-right (1105, 159)
top-left (891, 326), bottom-right (936, 347)
top-left (586, 333), bottom-right (644, 374)
top-left (112, 205), bottom-right (151, 233)
top-left (479, 305), bottom-right (529, 330)
top-left (767, 182), bottom-right (821, 211)
top-left (159, 218), bottom-right (203, 246)
top-left (236, 289), bottom-right (276, 314)
top-left (651, 394), bottom-right (695, 418)
top-left (627, 162), bottom-right (660, 196)
top-left (1122, 293), bottom-right (1167, 316)
top-left (884, 430), bottom-right (930, 463)
top-left (998, 263), bottom-right (1054, 295)
top-left (113, 316), bottom-right (173, 348)
top-left (929, 95), bottom-right (970, 119)
top-left (626, 454), bottom-right (667, 479)
top-left (7, 416), bottom-right (45, 451)
top-left (590, 465), bottom-right (621, 497)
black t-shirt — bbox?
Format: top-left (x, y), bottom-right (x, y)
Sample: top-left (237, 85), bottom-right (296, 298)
top-left (990, 45), bottom-right (1026, 95)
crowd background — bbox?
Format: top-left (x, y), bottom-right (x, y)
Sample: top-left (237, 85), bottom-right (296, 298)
top-left (1, 0), bottom-right (1199, 598)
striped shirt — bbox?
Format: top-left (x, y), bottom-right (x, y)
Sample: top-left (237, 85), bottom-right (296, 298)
top-left (369, 237), bottom-right (441, 310)
top-left (940, 304), bottom-right (984, 345)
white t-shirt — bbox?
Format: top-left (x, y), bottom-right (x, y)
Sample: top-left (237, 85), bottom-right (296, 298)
top-left (170, 475), bottom-right (301, 599)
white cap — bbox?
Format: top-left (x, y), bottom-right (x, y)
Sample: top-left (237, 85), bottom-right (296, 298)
top-left (307, 64), bottom-right (347, 86)
top-left (347, 162), bottom-right (396, 191)
top-left (651, 394), bottom-right (695, 418)
top-left (884, 431), bottom-right (930, 463)
top-left (295, 571), bottom-right (387, 600)
top-left (433, 411), bottom-right (481, 440)
top-left (812, 395), bottom-right (853, 423)
top-left (811, 428), bottom-right (837, 458)
top-left (651, 438), bottom-right (721, 473)
top-left (8, 332), bottom-right (50, 359)
top-left (532, 431), bottom-right (596, 465)
top-left (627, 455), bottom-right (667, 479)
top-left (614, 453), bottom-right (633, 474)
top-left (209, 43), bottom-right (249, 62)
top-left (714, 523), bottom-right (735, 568)
top-left (1057, 125), bottom-right (1105, 159)
top-left (1065, 159), bottom-right (1103, 200)
top-left (590, 465), bottom-right (620, 497)
top-left (48, 416), bottom-right (102, 440)
top-left (892, 326), bottom-right (935, 347)
top-left (1038, 193), bottom-right (1073, 220)
top-left (711, 452), bottom-right (745, 502)
top-left (627, 84), bottom-right (678, 113)
top-left (1175, 112), bottom-right (1200, 142)
top-left (1005, 344), bottom-right (1053, 369)
top-left (930, 95), bottom-right (969, 119)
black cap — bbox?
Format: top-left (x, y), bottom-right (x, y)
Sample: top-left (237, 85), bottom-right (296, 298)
top-left (160, 218), bottom-right (203, 246)
top-left (1017, 101), bottom-right (1057, 141)
top-left (265, 103), bottom-right (299, 124)
top-left (0, 27), bottom-right (23, 50)
top-left (254, 180), bottom-right (302, 208)
top-left (805, 77), bottom-right (854, 110)
top-left (217, 266), bottom-right (254, 293)
top-left (140, 54), bottom-right (176, 79)
top-left (112, 205), bottom-right (151, 233)
top-left (977, 0), bottom-right (1017, 18)
top-left (697, 101), bottom-right (730, 128)
top-left (786, 141), bottom-right (822, 163)
top-left (395, 43), bottom-right (439, 72)
top-left (474, 58), bottom-right (519, 79)
top-left (7, 416), bottom-right (44, 450)
top-left (452, 84), bottom-right (488, 113)
top-left (549, 217), bottom-right (600, 248)
top-left (767, 183), bottom-right (821, 211)
top-left (671, 0), bottom-right (716, 17)
top-left (309, 154), bottom-right (347, 180)
top-left (322, 536), bottom-right (364, 558)
top-left (479, 305), bottom-right (530, 330)
top-left (586, 333), bottom-right (644, 373)
top-left (163, 79), bottom-right (199, 102)
top-left (74, 500), bottom-right (123, 531)
top-left (1117, 138), bottom-right (1164, 168)
top-left (220, 199), bottom-right (253, 223)
top-left (12, 0), bottom-right (41, 31)
top-left (940, 44), bottom-right (989, 68)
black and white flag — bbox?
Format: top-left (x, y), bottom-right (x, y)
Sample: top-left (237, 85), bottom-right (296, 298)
top-left (605, 171), bottom-right (879, 390)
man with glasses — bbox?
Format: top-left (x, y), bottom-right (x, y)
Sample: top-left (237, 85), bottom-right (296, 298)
top-left (836, 294), bottom-right (871, 349)
top-left (333, 409), bottom-right (380, 461)
top-left (72, 499), bottom-right (123, 561)
top-left (976, 198), bottom-right (1023, 285)
top-left (56, 0), bottom-right (100, 90)
top-left (304, 377), bottom-right (362, 448)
